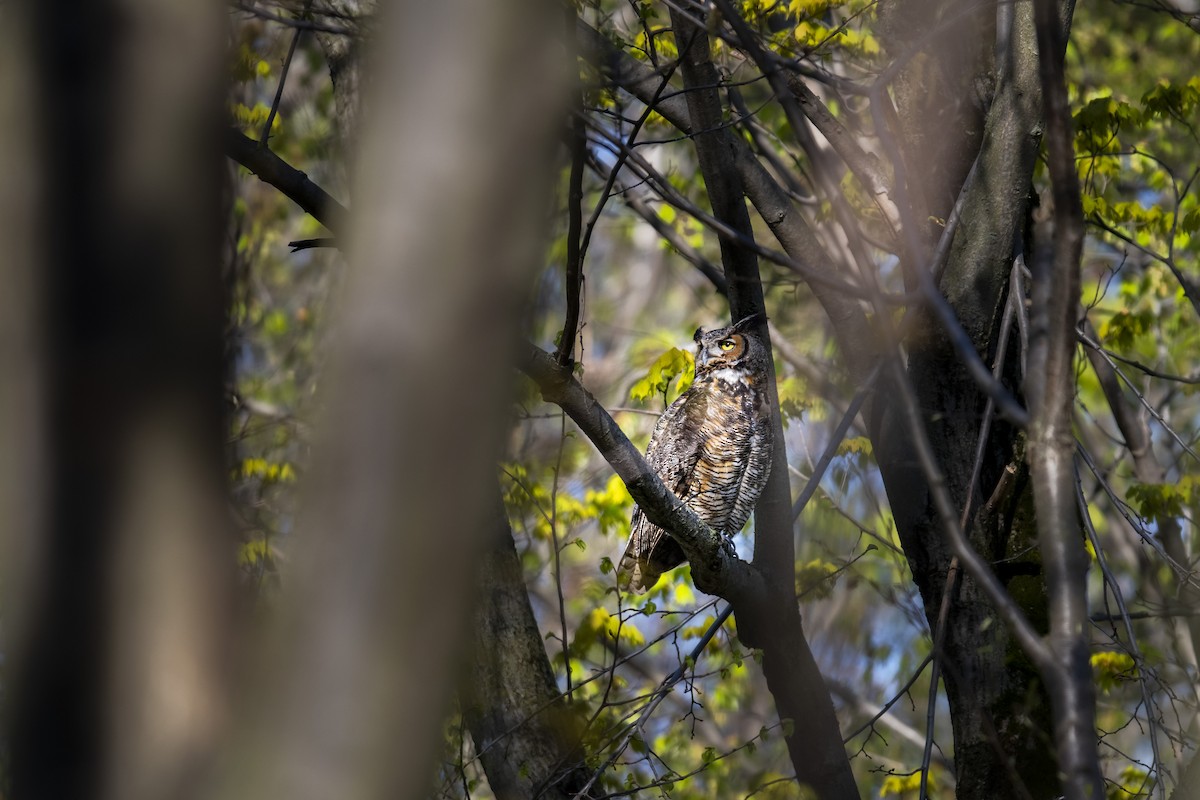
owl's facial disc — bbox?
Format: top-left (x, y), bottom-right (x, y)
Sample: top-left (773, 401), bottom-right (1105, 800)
top-left (696, 332), bottom-right (747, 372)
top-left (715, 334), bottom-right (746, 361)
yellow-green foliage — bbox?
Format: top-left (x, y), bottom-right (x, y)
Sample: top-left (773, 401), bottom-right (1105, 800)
top-left (1127, 477), bottom-right (1199, 520)
top-left (237, 538), bottom-right (278, 569)
top-left (777, 375), bottom-right (811, 421)
top-left (573, 607), bottom-right (646, 654)
top-left (629, 347), bottom-right (695, 405)
top-left (1091, 651), bottom-right (1137, 693)
top-left (1108, 766), bottom-right (1153, 799)
top-left (231, 101), bottom-right (282, 137)
top-left (237, 457), bottom-right (297, 484)
top-left (796, 558), bottom-right (840, 599)
top-left (880, 769), bottom-right (938, 798)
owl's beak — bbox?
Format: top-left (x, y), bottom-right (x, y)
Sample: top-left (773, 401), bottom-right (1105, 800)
top-left (695, 347), bottom-right (709, 369)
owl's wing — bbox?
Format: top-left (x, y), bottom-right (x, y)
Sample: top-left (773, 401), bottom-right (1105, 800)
top-left (618, 392), bottom-right (707, 592)
top-left (724, 412), bottom-right (773, 537)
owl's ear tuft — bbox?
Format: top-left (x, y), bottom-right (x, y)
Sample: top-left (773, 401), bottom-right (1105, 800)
top-left (693, 326), bottom-right (705, 343)
top-left (732, 312), bottom-right (766, 333)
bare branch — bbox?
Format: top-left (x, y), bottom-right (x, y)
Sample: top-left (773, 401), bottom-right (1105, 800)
top-left (259, 1), bottom-right (312, 147)
top-left (555, 13), bottom-right (587, 368)
top-left (1027, 0), bottom-right (1105, 793)
top-left (575, 18), bottom-right (876, 383)
top-left (708, 0), bottom-right (898, 234)
top-left (225, 129), bottom-right (347, 232)
top-left (231, 2), bottom-right (360, 36)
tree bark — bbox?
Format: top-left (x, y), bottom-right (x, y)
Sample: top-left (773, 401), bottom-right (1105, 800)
top-left (210, 2), bottom-right (565, 799)
top-left (462, 494), bottom-right (589, 800)
top-left (871, 0), bottom-right (1056, 793)
top-left (312, 0), bottom-right (374, 172)
top-left (869, 1), bottom-right (1082, 797)
top-left (665, 8), bottom-right (860, 798)
top-left (2, 2), bottom-right (234, 799)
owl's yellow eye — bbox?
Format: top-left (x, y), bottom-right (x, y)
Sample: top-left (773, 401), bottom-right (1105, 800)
top-left (719, 339), bottom-right (736, 351)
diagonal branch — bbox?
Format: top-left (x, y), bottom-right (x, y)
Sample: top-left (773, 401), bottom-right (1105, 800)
top-left (520, 343), bottom-right (765, 604)
top-left (224, 129), bottom-right (347, 232)
top-left (520, 342), bottom-right (859, 800)
top-left (708, 0), bottom-right (898, 235)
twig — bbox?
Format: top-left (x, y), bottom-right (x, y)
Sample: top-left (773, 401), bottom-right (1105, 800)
top-left (841, 653), bottom-right (934, 744)
top-left (260, 0), bottom-right (312, 148)
top-left (571, 605), bottom-right (734, 799)
top-left (231, 1), bottom-right (359, 36)
top-left (1077, 330), bottom-right (1200, 385)
top-left (556, 8), bottom-right (587, 368)
top-left (1075, 467), bottom-right (1166, 800)
top-left (791, 367), bottom-right (879, 521)
top-left (549, 413), bottom-right (573, 700)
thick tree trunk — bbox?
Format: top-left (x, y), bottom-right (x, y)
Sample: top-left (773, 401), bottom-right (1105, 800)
top-left (2, 2), bottom-right (234, 799)
top-left (871, 0), bottom-right (1079, 797)
top-left (462, 495), bottom-right (590, 800)
top-left (667, 9), bottom-right (861, 799)
top-left (210, 2), bottom-right (565, 799)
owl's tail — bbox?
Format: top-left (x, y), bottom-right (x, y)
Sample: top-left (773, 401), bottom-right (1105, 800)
top-left (617, 527), bottom-right (686, 594)
top-left (617, 552), bottom-right (658, 594)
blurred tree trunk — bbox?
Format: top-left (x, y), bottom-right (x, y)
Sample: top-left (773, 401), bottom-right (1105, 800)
top-left (0, 2), bottom-right (234, 800)
top-left (312, 0), bottom-right (374, 176)
top-left (226, 5), bottom-right (589, 797)
top-left (211, 3), bottom-right (566, 800)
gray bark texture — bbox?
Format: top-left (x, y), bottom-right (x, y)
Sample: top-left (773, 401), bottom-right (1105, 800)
top-left (462, 498), bottom-right (589, 800)
top-left (312, 0), bottom-right (374, 169)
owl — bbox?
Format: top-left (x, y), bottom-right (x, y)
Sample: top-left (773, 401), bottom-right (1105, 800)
top-left (618, 315), bottom-right (774, 592)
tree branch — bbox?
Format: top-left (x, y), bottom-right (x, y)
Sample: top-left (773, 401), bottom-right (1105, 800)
top-left (519, 342), bottom-right (859, 800)
top-left (1027, 0), bottom-right (1105, 795)
top-left (555, 12), bottom-right (586, 368)
top-left (224, 129), bottom-right (347, 232)
top-left (709, 0), bottom-right (898, 235)
top-left (575, 19), bottom-right (875, 383)
top-left (520, 343), bottom-right (764, 604)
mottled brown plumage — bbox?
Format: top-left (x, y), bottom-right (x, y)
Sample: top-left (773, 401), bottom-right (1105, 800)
top-left (619, 316), bottom-right (774, 592)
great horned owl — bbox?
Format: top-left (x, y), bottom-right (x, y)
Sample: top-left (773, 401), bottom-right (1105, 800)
top-left (618, 315), bottom-right (774, 592)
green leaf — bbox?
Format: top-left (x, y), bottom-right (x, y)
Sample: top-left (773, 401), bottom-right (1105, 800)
top-left (776, 375), bottom-right (810, 421)
top-left (629, 347), bottom-right (695, 404)
top-left (1091, 650), bottom-right (1137, 693)
top-left (1127, 480), bottom-right (1193, 519)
